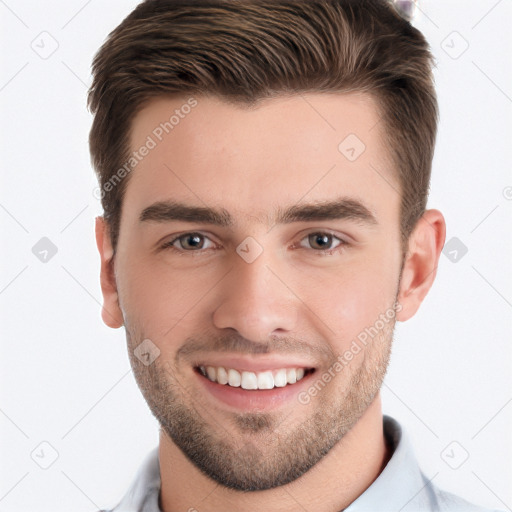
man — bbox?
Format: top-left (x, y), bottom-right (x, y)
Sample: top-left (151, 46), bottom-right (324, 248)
top-left (89, 0), bottom-right (503, 510)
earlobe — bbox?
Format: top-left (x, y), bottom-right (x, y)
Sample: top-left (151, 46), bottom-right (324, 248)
top-left (395, 209), bottom-right (446, 322)
top-left (95, 216), bottom-right (125, 329)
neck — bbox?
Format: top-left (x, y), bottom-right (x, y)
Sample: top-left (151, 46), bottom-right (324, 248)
top-left (159, 393), bottom-right (391, 512)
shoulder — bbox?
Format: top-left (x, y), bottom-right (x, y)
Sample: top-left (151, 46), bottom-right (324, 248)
top-left (424, 476), bottom-right (504, 512)
top-left (380, 416), bottom-right (504, 512)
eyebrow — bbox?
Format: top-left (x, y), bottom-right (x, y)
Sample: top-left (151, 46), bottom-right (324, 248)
top-left (139, 197), bottom-right (378, 227)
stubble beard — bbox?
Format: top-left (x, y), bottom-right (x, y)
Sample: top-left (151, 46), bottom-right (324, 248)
top-left (125, 314), bottom-right (395, 492)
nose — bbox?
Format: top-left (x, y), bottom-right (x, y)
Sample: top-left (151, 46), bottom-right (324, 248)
top-left (212, 249), bottom-right (298, 342)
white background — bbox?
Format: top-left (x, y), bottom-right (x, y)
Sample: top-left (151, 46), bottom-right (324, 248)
top-left (1, 1), bottom-right (511, 511)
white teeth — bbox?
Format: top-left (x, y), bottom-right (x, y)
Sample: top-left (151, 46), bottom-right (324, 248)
top-left (257, 371), bottom-right (274, 390)
top-left (206, 366), bottom-right (216, 382)
top-left (228, 368), bottom-right (241, 387)
top-left (199, 365), bottom-right (310, 389)
top-left (241, 371), bottom-right (258, 390)
top-left (273, 369), bottom-right (288, 387)
top-left (286, 368), bottom-right (297, 384)
top-left (217, 366), bottom-right (229, 385)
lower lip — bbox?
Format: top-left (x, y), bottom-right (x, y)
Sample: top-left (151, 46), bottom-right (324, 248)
top-left (195, 368), bottom-right (316, 412)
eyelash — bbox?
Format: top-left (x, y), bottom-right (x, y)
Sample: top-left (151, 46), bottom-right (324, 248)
top-left (161, 231), bottom-right (348, 257)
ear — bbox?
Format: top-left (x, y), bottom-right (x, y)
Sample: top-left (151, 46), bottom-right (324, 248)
top-left (95, 216), bottom-right (124, 328)
top-left (396, 209), bottom-right (446, 322)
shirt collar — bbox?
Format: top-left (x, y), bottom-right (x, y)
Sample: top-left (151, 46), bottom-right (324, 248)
top-left (113, 444), bottom-right (161, 512)
top-left (344, 414), bottom-right (431, 511)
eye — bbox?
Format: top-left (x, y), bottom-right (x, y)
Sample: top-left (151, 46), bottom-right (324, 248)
top-left (297, 231), bottom-right (346, 255)
top-left (161, 231), bottom-right (348, 256)
top-left (162, 232), bottom-right (216, 252)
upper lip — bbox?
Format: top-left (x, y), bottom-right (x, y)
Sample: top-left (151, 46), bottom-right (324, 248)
top-left (193, 355), bottom-right (316, 373)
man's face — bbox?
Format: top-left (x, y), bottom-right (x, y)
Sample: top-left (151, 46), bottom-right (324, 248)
top-left (108, 93), bottom-right (405, 490)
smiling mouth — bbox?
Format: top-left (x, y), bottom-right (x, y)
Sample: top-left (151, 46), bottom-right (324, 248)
top-left (194, 365), bottom-right (316, 391)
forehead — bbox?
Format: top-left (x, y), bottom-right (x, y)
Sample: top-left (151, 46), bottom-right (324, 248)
top-left (123, 92), bottom-right (399, 228)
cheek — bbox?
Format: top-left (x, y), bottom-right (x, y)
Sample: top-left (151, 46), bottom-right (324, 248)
top-left (117, 256), bottom-right (211, 338)
top-left (301, 252), bottom-right (400, 348)
top-left (117, 234), bottom-right (401, 346)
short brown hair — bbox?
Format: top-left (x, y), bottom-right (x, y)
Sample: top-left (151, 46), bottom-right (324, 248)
top-left (88, 0), bottom-right (438, 255)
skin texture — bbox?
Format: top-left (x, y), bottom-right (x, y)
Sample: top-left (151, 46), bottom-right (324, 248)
top-left (96, 92), bottom-right (446, 512)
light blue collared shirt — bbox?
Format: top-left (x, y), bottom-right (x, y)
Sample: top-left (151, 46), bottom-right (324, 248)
top-left (99, 415), bottom-right (503, 512)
